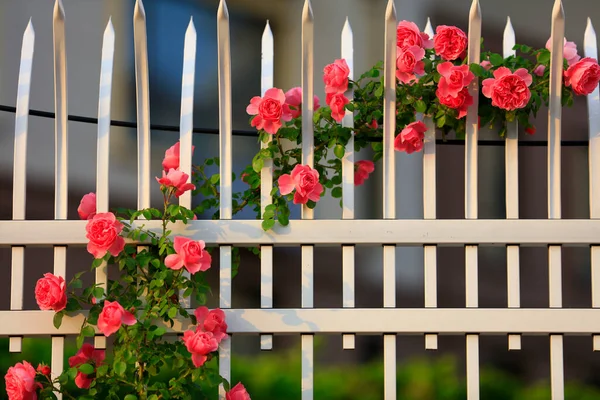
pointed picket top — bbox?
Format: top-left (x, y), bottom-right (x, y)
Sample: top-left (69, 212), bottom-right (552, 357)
top-left (302, 0), bottom-right (313, 24)
top-left (552, 0), bottom-right (565, 23)
top-left (385, 0), bottom-right (396, 22)
top-left (424, 17), bottom-right (434, 38)
top-left (53, 0), bottom-right (65, 21)
top-left (341, 18), bottom-right (353, 78)
top-left (218, 0), bottom-right (229, 22)
top-left (584, 18), bottom-right (598, 59)
top-left (301, 0), bottom-right (314, 177)
top-left (503, 17), bottom-right (515, 58)
top-left (134, 0), bottom-right (146, 21)
top-left (261, 20), bottom-right (274, 96)
top-left (585, 18), bottom-right (600, 219)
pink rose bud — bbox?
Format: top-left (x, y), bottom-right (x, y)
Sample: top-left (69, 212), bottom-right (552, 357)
top-left (68, 344), bottom-right (105, 389)
top-left (156, 169), bottom-right (196, 198)
top-left (77, 192), bottom-right (96, 220)
top-left (354, 160), bottom-right (375, 186)
top-left (5, 361), bottom-right (38, 400)
top-left (165, 237), bottom-right (212, 274)
top-left (367, 119), bottom-right (378, 129)
top-left (394, 121), bottom-right (427, 154)
top-left (97, 300), bottom-right (137, 337)
top-left (226, 382), bottom-right (252, 400)
top-left (85, 212), bottom-right (126, 259)
top-left (246, 88), bottom-right (293, 135)
top-left (480, 60), bottom-right (492, 71)
top-left (525, 126), bottom-right (536, 135)
top-left (284, 87), bottom-right (320, 119)
top-left (323, 59), bottom-right (350, 94)
top-left (325, 93), bottom-right (350, 123)
top-left (35, 273), bottom-right (67, 312)
top-left (182, 330), bottom-right (219, 368)
top-left (433, 25), bottom-right (468, 61)
top-left (482, 67), bottom-right (533, 110)
top-left (278, 164), bottom-right (324, 205)
top-left (162, 141), bottom-right (196, 172)
top-left (36, 364), bottom-right (51, 376)
top-left (533, 65), bottom-right (546, 77)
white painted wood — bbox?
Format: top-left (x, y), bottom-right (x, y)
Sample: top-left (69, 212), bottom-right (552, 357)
top-left (260, 245), bottom-right (273, 350)
top-left (342, 245), bottom-right (355, 349)
top-left (301, 334), bottom-right (314, 400)
top-left (301, 245), bottom-right (314, 308)
top-left (383, 333), bottom-right (396, 399)
top-left (466, 334), bottom-right (480, 400)
top-left (551, 335), bottom-right (565, 400)
top-left (9, 247), bottom-right (24, 353)
top-left (51, 336), bottom-right (64, 400)
top-left (219, 245), bottom-right (232, 399)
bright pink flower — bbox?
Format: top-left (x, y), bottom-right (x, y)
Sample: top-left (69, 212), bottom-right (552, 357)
top-left (564, 57), bottom-right (600, 96)
top-left (436, 62), bottom-right (474, 98)
top-left (156, 169), bottom-right (196, 197)
top-left (227, 383), bottom-right (251, 400)
top-left (367, 119), bottom-right (378, 129)
top-left (85, 212), bottom-right (125, 259)
top-left (68, 344), bottom-right (105, 389)
top-left (182, 330), bottom-right (219, 367)
top-left (482, 67), bottom-right (532, 110)
top-left (325, 93), bottom-right (350, 122)
top-left (194, 306), bottom-right (228, 342)
top-left (36, 364), bottom-right (50, 377)
top-left (97, 300), bottom-right (136, 337)
top-left (546, 37), bottom-right (581, 66)
top-left (533, 65), bottom-right (546, 76)
top-left (433, 25), bottom-right (468, 61)
top-left (162, 141), bottom-right (196, 172)
top-left (525, 126), bottom-right (536, 135)
top-left (480, 60), bottom-right (492, 71)
top-left (5, 361), bottom-right (38, 400)
top-left (396, 20), bottom-right (433, 51)
top-left (394, 121), bottom-right (427, 154)
top-left (396, 46), bottom-right (425, 84)
top-left (77, 192), bottom-right (96, 220)
top-left (323, 59), bottom-right (350, 94)
top-left (246, 88), bottom-right (292, 135)
top-left (165, 237), bottom-right (212, 274)
top-left (284, 87), bottom-right (320, 119)
top-left (354, 160), bottom-right (375, 186)
top-left (35, 273), bottom-right (67, 312)
top-left (436, 86), bottom-right (473, 119)
top-left (278, 164), bottom-right (323, 205)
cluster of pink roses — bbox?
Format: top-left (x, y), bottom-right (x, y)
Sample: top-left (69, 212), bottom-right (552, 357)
top-left (323, 58), bottom-right (351, 122)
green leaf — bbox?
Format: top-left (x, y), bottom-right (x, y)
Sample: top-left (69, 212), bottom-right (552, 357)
top-left (67, 367), bottom-right (78, 380)
top-left (96, 364), bottom-right (109, 377)
top-left (415, 100), bottom-right (427, 113)
top-left (82, 325), bottom-right (95, 337)
top-left (124, 396), bottom-right (138, 400)
top-left (70, 279), bottom-right (82, 289)
top-left (154, 326), bottom-right (166, 337)
top-left (436, 115), bottom-right (447, 128)
top-left (53, 312), bottom-right (64, 329)
top-left (537, 49), bottom-right (550, 65)
top-left (333, 144), bottom-right (345, 159)
top-left (262, 219), bottom-right (275, 231)
top-left (263, 209), bottom-right (275, 220)
top-left (210, 174), bottom-right (220, 185)
top-left (277, 213), bottom-right (289, 226)
top-left (92, 287), bottom-right (104, 299)
top-left (168, 307), bottom-right (178, 319)
top-left (79, 363), bottom-right (95, 375)
top-left (252, 156), bottom-right (264, 173)
top-left (469, 63), bottom-right (484, 77)
top-left (331, 187), bottom-right (343, 198)
top-left (114, 361), bottom-right (127, 376)
top-left (374, 85), bottom-right (384, 98)
top-left (489, 53), bottom-right (504, 66)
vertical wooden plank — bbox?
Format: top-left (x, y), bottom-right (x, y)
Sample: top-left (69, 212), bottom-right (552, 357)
top-left (10, 20), bottom-right (35, 354)
top-left (465, 1), bottom-right (481, 399)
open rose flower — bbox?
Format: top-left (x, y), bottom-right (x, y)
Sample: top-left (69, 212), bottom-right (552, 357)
top-left (35, 273), bottom-right (67, 312)
top-left (326, 93), bottom-right (350, 122)
top-left (165, 237), bottom-right (212, 274)
top-left (564, 57), bottom-right (600, 96)
top-left (162, 141), bottom-right (196, 172)
top-left (195, 306), bottom-right (228, 342)
top-left (396, 20), bottom-right (432, 50)
top-left (85, 212), bottom-right (125, 259)
top-left (285, 87), bottom-right (320, 119)
top-left (278, 164), bottom-right (323, 205)
top-left (246, 88), bottom-right (292, 135)
top-left (354, 160), bottom-right (375, 186)
top-left (182, 330), bottom-right (219, 368)
top-left (68, 344), bottom-right (105, 389)
top-left (227, 383), bottom-right (251, 400)
top-left (77, 192), bottom-right (96, 220)
top-left (323, 59), bottom-right (350, 94)
top-left (5, 361), bottom-right (39, 400)
top-left (156, 169), bottom-right (196, 197)
top-left (546, 37), bottom-right (581, 66)
top-left (437, 86), bottom-right (473, 119)
top-left (433, 25), bottom-right (467, 61)
top-left (396, 45), bottom-right (425, 84)
top-left (482, 67), bottom-right (532, 110)
top-left (97, 300), bottom-right (137, 337)
top-left (394, 121), bottom-right (427, 154)
top-left (436, 62), bottom-right (474, 98)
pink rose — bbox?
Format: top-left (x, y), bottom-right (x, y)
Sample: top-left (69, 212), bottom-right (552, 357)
top-left (325, 93), bottom-right (350, 122)
top-left (354, 160), bottom-right (375, 186)
top-left (36, 364), bottom-right (50, 377)
top-left (564, 57), bottom-right (600, 96)
top-left (546, 37), bottom-right (581, 66)
top-left (156, 169), bottom-right (196, 198)
top-left (246, 88), bottom-right (292, 135)
top-left (165, 237), bottom-right (212, 274)
top-left (182, 330), bottom-right (219, 367)
top-left (5, 361), bottom-right (38, 400)
top-left (480, 60), bottom-right (492, 71)
top-left (436, 62), bottom-right (474, 98)
top-left (162, 141), bottom-right (196, 172)
top-left (433, 25), bottom-right (468, 61)
top-left (533, 65), bottom-right (546, 77)
top-left (194, 306), bottom-right (228, 342)
top-left (68, 344), bottom-right (105, 389)
top-left (323, 59), bottom-right (350, 94)
top-left (227, 383), bottom-right (251, 400)
top-left (97, 300), bottom-right (136, 337)
top-left (394, 121), bottom-right (427, 154)
top-left (77, 192), bottom-right (96, 220)
top-left (482, 67), bottom-right (533, 110)
top-left (278, 164), bottom-right (323, 205)
top-left (396, 20), bottom-right (433, 51)
top-left (436, 86), bottom-right (473, 119)
top-left (85, 212), bottom-right (125, 259)
top-left (367, 119), bottom-right (378, 129)
top-left (396, 46), bottom-right (425, 84)
top-left (34, 273), bottom-right (67, 312)
top-left (284, 87), bottom-right (321, 119)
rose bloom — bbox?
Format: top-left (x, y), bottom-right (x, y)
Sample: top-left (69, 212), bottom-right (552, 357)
top-left (433, 25), bottom-right (468, 61)
top-left (68, 344), bottom-right (105, 389)
top-left (323, 59), bottom-right (350, 94)
top-left (77, 192), bottom-right (96, 220)
top-left (436, 62), bottom-right (474, 98)
top-left (394, 121), bottom-right (427, 154)
top-left (195, 306), bottom-right (228, 342)
top-left (227, 383), bottom-right (252, 400)
top-left (35, 273), bottom-right (67, 312)
top-left (480, 60), bottom-right (492, 71)
top-left (85, 212), bottom-right (125, 259)
top-left (97, 300), bottom-right (136, 337)
top-left (436, 86), bottom-right (473, 119)
top-left (165, 237), bottom-right (212, 274)
top-left (5, 361), bottom-right (39, 400)
top-left (325, 93), bottom-right (350, 123)
top-left (278, 164), bottom-right (323, 205)
top-left (533, 65), bottom-right (546, 77)
top-left (396, 45), bottom-right (425, 84)
top-left (182, 330), bottom-right (219, 368)
top-left (284, 87), bottom-right (320, 119)
top-left (482, 67), bottom-right (533, 110)
top-left (246, 88), bottom-right (292, 135)
top-left (162, 141), bottom-right (196, 172)
top-left (36, 364), bottom-right (50, 377)
top-left (354, 160), bottom-right (375, 186)
top-left (564, 57), bottom-right (600, 96)
top-left (546, 37), bottom-right (581, 66)
top-left (156, 169), bottom-right (196, 197)
top-left (396, 20), bottom-right (432, 50)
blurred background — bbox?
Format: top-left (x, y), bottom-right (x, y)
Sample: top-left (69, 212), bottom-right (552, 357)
top-left (1, 0), bottom-right (600, 398)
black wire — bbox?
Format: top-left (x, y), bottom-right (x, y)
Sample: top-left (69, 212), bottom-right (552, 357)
top-left (0, 104), bottom-right (589, 147)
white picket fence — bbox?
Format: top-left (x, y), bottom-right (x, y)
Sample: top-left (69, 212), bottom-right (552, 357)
top-left (1, 0), bottom-right (600, 399)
